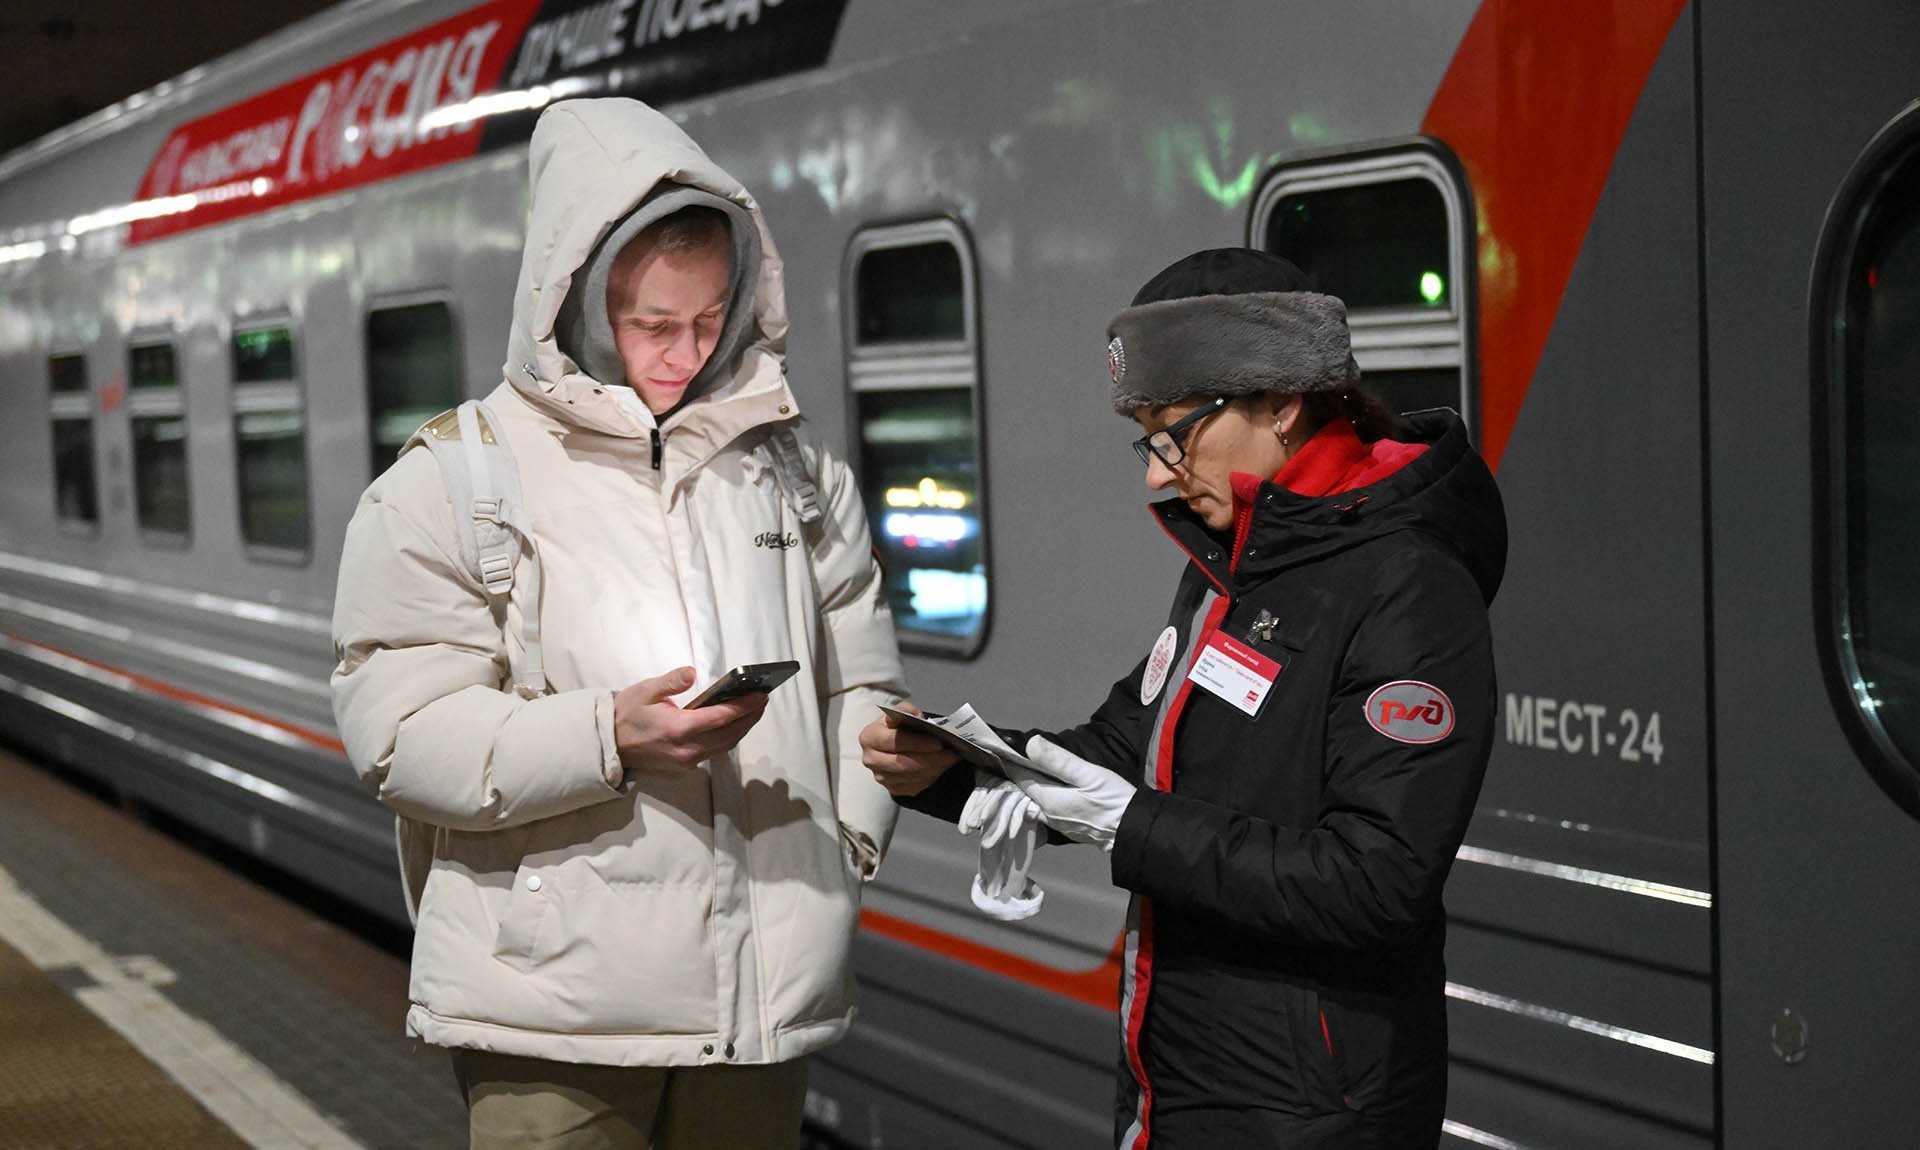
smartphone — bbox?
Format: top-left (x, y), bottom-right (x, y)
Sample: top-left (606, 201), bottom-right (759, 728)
top-left (686, 660), bottom-right (800, 708)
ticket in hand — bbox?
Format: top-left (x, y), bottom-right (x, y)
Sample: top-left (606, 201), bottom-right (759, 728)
top-left (879, 704), bottom-right (1021, 774)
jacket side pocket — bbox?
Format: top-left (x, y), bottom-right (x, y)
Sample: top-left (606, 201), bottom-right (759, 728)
top-left (491, 869), bottom-right (553, 972)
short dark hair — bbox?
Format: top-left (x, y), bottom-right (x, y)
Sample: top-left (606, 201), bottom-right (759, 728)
top-left (1300, 386), bottom-right (1404, 442)
top-left (641, 205), bottom-right (730, 257)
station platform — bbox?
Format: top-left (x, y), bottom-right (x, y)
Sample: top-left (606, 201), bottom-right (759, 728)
top-left (0, 746), bottom-right (467, 1149)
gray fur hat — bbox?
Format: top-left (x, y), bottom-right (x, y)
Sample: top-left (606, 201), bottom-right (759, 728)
top-left (1106, 248), bottom-right (1360, 414)
top-left (556, 183), bottom-right (762, 400)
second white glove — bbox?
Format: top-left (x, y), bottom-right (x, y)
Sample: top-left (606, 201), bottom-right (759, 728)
top-left (961, 773), bottom-right (1044, 920)
top-left (1009, 736), bottom-right (1138, 853)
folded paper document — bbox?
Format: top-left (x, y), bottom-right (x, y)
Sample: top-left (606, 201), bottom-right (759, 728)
top-left (882, 703), bottom-right (1046, 920)
top-left (878, 703), bottom-right (1036, 775)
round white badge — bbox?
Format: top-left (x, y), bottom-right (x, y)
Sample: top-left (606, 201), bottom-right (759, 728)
top-left (1141, 626), bottom-right (1179, 706)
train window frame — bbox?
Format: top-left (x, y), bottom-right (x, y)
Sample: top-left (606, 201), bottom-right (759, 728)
top-left (1247, 142), bottom-right (1477, 435)
top-left (1812, 100), bottom-right (1920, 822)
top-left (47, 350), bottom-right (99, 535)
top-left (364, 294), bottom-right (464, 481)
top-left (844, 218), bottom-right (991, 660)
top-left (230, 316), bottom-right (312, 564)
top-left (126, 333), bottom-right (191, 547)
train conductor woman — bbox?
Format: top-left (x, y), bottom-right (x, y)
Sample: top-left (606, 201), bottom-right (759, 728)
top-left (861, 248), bottom-right (1507, 1148)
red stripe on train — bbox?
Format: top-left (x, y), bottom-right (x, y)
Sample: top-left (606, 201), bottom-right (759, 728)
top-left (1, 628), bottom-right (1130, 1008)
top-left (2, 630), bottom-right (346, 755)
top-left (858, 909), bottom-right (1122, 1010)
top-left (1422, 0), bottom-right (1690, 471)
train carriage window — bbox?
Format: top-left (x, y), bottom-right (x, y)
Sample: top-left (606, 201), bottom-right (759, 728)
top-left (846, 221), bottom-right (988, 657)
top-left (1816, 105), bottom-right (1920, 820)
top-left (231, 322), bottom-right (309, 558)
top-left (128, 339), bottom-right (189, 540)
top-left (367, 301), bottom-right (461, 476)
top-left (1250, 147), bottom-right (1474, 428)
top-left (48, 353), bottom-right (97, 528)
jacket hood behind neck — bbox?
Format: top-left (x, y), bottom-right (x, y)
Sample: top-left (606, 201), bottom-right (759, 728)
top-left (1156, 409), bottom-right (1508, 603)
top-left (506, 98), bottom-right (792, 437)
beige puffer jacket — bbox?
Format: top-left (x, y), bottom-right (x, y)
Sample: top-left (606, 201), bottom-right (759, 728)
top-left (330, 99), bottom-right (905, 1067)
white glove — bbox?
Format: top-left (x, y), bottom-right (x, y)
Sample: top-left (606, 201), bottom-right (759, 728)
top-left (1010, 736), bottom-right (1137, 853)
top-left (961, 773), bottom-right (1044, 920)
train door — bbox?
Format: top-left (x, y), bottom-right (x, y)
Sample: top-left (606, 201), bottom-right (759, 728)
top-left (1271, 16), bottom-right (1717, 1145)
top-left (1702, 1), bottom-right (1920, 1144)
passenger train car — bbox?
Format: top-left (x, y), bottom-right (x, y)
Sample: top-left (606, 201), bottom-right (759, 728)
top-left (2, 1), bottom-right (1916, 1145)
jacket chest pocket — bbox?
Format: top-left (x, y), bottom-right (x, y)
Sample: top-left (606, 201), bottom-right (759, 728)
top-left (694, 454), bottom-right (811, 635)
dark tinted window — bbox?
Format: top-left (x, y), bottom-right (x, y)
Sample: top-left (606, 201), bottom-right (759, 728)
top-left (233, 326), bottom-right (295, 382)
top-left (367, 302), bottom-right (460, 475)
top-left (236, 410), bottom-right (309, 551)
top-left (1840, 147), bottom-right (1920, 772)
top-left (53, 419), bottom-right (97, 524)
top-left (856, 387), bottom-right (985, 639)
top-left (855, 243), bottom-right (965, 343)
top-left (1263, 178), bottom-right (1451, 310)
top-left (49, 353), bottom-right (87, 393)
top-left (130, 342), bottom-right (179, 389)
top-left (232, 322), bottom-right (307, 554)
top-left (1361, 368), bottom-right (1461, 417)
top-left (133, 416), bottom-right (190, 536)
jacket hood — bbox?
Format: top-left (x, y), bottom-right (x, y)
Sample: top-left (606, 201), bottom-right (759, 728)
top-left (1155, 409), bottom-right (1508, 603)
top-left (505, 98), bottom-right (793, 437)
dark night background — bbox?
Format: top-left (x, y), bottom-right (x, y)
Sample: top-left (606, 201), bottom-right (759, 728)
top-left (0, 2), bottom-right (341, 157)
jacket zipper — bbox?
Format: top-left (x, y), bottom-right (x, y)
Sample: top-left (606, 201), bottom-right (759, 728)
top-left (650, 428), bottom-right (663, 470)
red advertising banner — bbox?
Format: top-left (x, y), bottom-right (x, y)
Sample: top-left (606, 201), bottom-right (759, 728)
top-left (124, 0), bottom-right (850, 246)
top-left (128, 0), bottom-right (538, 245)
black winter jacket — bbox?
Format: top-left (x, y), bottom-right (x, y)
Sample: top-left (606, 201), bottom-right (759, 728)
top-left (908, 410), bottom-right (1505, 1149)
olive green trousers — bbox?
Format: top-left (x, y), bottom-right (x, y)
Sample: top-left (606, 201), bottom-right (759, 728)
top-left (451, 1048), bottom-right (808, 1149)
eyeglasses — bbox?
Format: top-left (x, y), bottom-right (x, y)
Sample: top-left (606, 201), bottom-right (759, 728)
top-left (1131, 397), bottom-right (1228, 469)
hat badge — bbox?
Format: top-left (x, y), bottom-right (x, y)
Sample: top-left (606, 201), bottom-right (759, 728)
top-left (1107, 336), bottom-right (1126, 386)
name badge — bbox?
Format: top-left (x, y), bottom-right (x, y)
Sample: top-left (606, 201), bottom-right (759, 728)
top-left (1187, 631), bottom-right (1284, 717)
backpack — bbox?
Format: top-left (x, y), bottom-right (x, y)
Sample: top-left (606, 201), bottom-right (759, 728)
top-left (405, 399), bottom-right (825, 700)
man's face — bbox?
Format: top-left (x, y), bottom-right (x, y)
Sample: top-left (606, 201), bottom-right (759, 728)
top-left (605, 236), bottom-right (731, 415)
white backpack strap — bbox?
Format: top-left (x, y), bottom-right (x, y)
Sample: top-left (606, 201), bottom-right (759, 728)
top-left (456, 403), bottom-right (515, 597)
top-left (409, 401), bottom-right (548, 700)
top-left (767, 424), bottom-right (823, 525)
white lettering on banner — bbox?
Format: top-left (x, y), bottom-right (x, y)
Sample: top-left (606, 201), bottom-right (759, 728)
top-left (509, 0), bottom-right (638, 88)
top-left (285, 81), bottom-right (334, 184)
top-left (274, 20), bottom-right (500, 186)
top-left (1504, 692), bottom-right (1664, 765)
top-left (372, 47), bottom-right (419, 159)
top-left (175, 120), bottom-right (295, 192)
top-left (640, 0), bottom-right (780, 46)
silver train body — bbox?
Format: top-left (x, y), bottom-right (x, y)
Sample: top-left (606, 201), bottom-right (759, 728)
top-left (3, 1), bottom-right (1918, 1145)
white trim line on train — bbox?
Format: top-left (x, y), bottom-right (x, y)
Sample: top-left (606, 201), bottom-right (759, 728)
top-left (1441, 1120), bottom-right (1535, 1149)
top-left (0, 551), bottom-right (332, 635)
top-left (0, 671), bottom-right (383, 847)
top-left (0, 591), bottom-right (330, 699)
top-left (1446, 981), bottom-right (1716, 1065)
top-left (1452, 844), bottom-right (1712, 908)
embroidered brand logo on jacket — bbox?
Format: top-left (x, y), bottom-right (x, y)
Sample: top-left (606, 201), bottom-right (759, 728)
top-left (1364, 681), bottom-right (1456, 743)
top-left (755, 531), bottom-right (800, 550)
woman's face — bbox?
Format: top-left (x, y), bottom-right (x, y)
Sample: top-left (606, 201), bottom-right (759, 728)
top-left (1133, 394), bottom-right (1300, 530)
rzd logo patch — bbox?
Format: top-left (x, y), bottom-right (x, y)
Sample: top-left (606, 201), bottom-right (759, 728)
top-left (1364, 681), bottom-right (1455, 744)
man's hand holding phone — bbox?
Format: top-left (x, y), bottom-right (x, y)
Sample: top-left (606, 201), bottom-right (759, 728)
top-left (613, 666), bottom-right (769, 772)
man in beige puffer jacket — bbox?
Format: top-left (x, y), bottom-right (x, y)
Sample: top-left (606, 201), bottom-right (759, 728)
top-left (330, 98), bottom-right (905, 1148)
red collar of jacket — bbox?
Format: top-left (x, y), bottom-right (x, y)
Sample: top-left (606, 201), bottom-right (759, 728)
top-left (1228, 419), bottom-right (1429, 569)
